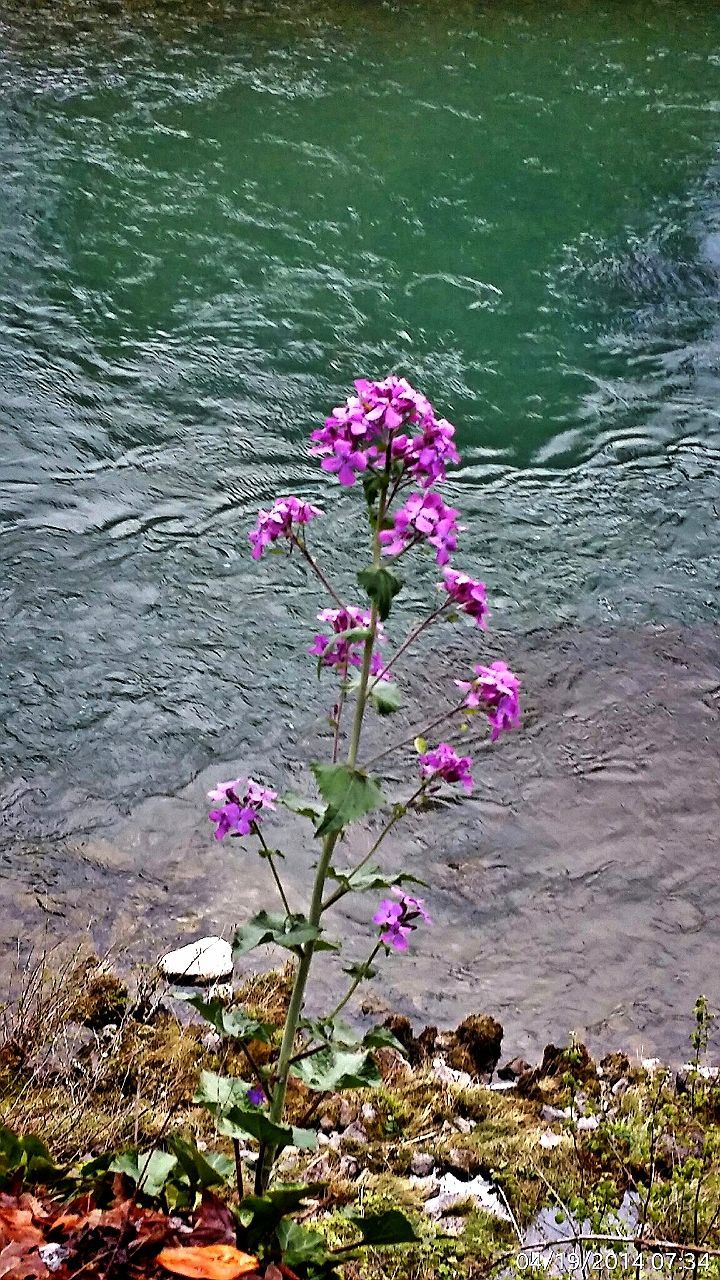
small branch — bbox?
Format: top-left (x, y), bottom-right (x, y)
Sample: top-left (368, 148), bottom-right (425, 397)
top-left (254, 825), bottom-right (292, 917)
top-left (232, 1137), bottom-right (244, 1202)
top-left (291, 534), bottom-right (344, 607)
top-left (325, 942), bottom-right (383, 1023)
top-left (362, 698), bottom-right (468, 771)
top-left (367, 599), bottom-right (450, 691)
top-left (321, 784), bottom-right (425, 911)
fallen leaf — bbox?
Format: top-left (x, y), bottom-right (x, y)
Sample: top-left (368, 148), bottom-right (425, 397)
top-left (157, 1244), bottom-right (260, 1279)
top-left (188, 1194), bottom-right (236, 1247)
top-left (0, 1210), bottom-right (45, 1249)
top-left (0, 1241), bottom-right (49, 1278)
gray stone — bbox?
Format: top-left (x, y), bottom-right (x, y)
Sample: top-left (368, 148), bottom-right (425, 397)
top-left (410, 1151), bottom-right (435, 1177)
top-left (341, 1121), bottom-right (368, 1146)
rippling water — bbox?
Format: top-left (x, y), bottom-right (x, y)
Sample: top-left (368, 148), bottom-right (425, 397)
top-left (1, 0), bottom-right (719, 1058)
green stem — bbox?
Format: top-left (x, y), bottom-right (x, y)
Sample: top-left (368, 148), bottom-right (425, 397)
top-left (367, 599), bottom-right (450, 692)
top-left (321, 783), bottom-right (426, 912)
top-left (253, 825), bottom-right (292, 917)
top-left (324, 942), bottom-right (382, 1023)
top-left (256, 828), bottom-right (339, 1193)
top-left (292, 534), bottom-right (344, 607)
top-left (362, 696), bottom-right (468, 771)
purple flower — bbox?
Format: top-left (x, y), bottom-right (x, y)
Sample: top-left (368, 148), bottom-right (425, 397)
top-left (207, 802), bottom-right (256, 841)
top-left (379, 491), bottom-right (460, 566)
top-left (309, 606), bottom-right (388, 678)
top-left (392, 415), bottom-right (460, 488)
top-left (208, 777), bottom-right (277, 841)
top-left (419, 742), bottom-right (474, 792)
top-left (441, 568), bottom-right (489, 629)
top-left (246, 1085), bottom-right (267, 1107)
top-left (373, 889), bottom-right (433, 953)
top-left (310, 377), bottom-right (459, 488)
top-left (455, 661), bottom-right (521, 741)
top-left (248, 495), bottom-right (322, 560)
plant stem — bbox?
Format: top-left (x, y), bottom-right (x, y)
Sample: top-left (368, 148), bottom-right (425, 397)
top-left (367, 599), bottom-right (450, 691)
top-left (253, 826), bottom-right (292, 917)
top-left (257, 454), bottom-right (390, 1192)
top-left (291, 534), bottom-right (344, 607)
top-left (256, 829), bottom-right (338, 1192)
top-left (362, 697), bottom-right (468, 770)
top-left (321, 784), bottom-right (426, 911)
top-left (324, 942), bottom-right (382, 1023)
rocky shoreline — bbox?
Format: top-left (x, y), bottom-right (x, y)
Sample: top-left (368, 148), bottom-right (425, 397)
top-left (0, 953), bottom-right (717, 1278)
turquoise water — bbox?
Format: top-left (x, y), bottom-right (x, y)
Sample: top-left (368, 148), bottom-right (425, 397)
top-left (1, 0), bottom-right (719, 1053)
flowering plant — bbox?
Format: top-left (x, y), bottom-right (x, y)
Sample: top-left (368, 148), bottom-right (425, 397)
top-left (191, 376), bottom-right (521, 1273)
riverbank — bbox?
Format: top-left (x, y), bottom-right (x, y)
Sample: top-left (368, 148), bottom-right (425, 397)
top-left (0, 955), bottom-right (717, 1279)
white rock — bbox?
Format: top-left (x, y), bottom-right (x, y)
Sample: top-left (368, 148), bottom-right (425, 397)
top-left (423, 1172), bottom-right (512, 1222)
top-left (432, 1056), bottom-right (472, 1089)
top-left (576, 1115), bottom-right (599, 1131)
top-left (160, 936), bottom-right (233, 983)
top-left (539, 1131), bottom-right (564, 1150)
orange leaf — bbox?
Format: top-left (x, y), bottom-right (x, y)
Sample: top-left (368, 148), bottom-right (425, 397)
top-left (157, 1244), bottom-right (260, 1280)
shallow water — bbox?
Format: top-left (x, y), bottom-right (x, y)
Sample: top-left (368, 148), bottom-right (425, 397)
top-left (1, 0), bottom-right (719, 1059)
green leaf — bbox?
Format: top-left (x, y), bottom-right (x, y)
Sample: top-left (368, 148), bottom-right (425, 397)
top-left (183, 995), bottom-right (275, 1044)
top-left (282, 792), bottom-right (326, 823)
top-left (167, 1134), bottom-right (232, 1188)
top-left (290, 1047), bottom-right (381, 1093)
top-left (341, 961), bottom-right (378, 982)
top-left (236, 1184), bottom-right (323, 1236)
top-left (327, 864), bottom-right (427, 896)
top-left (349, 1209), bottom-right (420, 1246)
top-left (194, 1070), bottom-right (252, 1116)
top-left (277, 1218), bottom-right (329, 1268)
top-left (368, 680), bottom-right (402, 715)
top-left (110, 1149), bottom-right (178, 1199)
top-left (414, 736), bottom-right (428, 754)
top-left (233, 911), bottom-right (322, 957)
top-left (361, 1026), bottom-right (408, 1055)
top-left (222, 1108), bottom-right (316, 1151)
top-left (357, 566), bottom-right (403, 621)
top-left (311, 764), bottom-right (384, 837)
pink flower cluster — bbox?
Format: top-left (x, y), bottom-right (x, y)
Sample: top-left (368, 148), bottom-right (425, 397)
top-left (455, 660), bottom-right (522, 741)
top-left (419, 742), bottom-right (474, 792)
top-left (309, 376), bottom-right (458, 488)
top-left (441, 568), bottom-right (489, 628)
top-left (208, 778), bottom-right (277, 841)
top-left (308, 606), bottom-right (388, 679)
top-left (373, 888), bottom-right (433, 952)
top-left (248, 495), bottom-right (322, 560)
top-left (379, 490), bottom-right (459, 566)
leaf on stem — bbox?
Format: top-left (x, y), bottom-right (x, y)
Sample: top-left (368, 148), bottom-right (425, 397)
top-left (327, 865), bottom-right (427, 895)
top-left (232, 912), bottom-right (322, 957)
top-left (357, 566), bottom-right (403, 621)
top-left (182, 996), bottom-right (276, 1045)
top-left (289, 1047), bottom-right (381, 1092)
top-left (276, 1218), bottom-right (329, 1268)
top-left (281, 793), bottom-right (326, 824)
top-left (311, 764), bottom-right (384, 837)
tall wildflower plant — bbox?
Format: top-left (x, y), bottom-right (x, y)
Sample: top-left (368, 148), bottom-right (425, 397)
top-left (192, 378), bottom-right (521, 1269)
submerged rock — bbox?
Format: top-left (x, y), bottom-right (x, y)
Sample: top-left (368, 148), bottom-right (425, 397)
top-left (159, 936), bottom-right (233, 983)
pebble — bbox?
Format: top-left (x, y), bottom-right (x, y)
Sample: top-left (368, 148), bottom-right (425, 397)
top-left (410, 1151), bottom-right (435, 1177)
top-left (341, 1121), bottom-right (369, 1146)
top-left (160, 937), bottom-right (233, 983)
top-left (433, 1056), bottom-right (472, 1088)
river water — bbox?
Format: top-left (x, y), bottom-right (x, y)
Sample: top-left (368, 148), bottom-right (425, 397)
top-left (1, 0), bottom-right (719, 1061)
